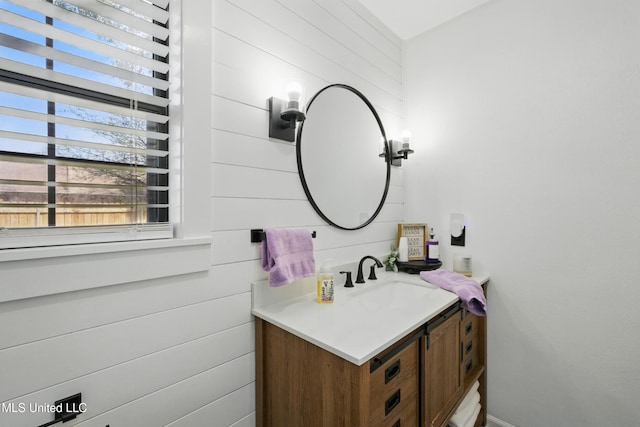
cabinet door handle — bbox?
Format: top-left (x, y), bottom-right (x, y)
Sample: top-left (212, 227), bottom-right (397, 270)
top-left (465, 323), bottom-right (473, 335)
top-left (392, 420), bottom-right (401, 427)
top-left (465, 341), bottom-right (473, 355)
top-left (385, 360), bottom-right (401, 384)
top-left (385, 389), bottom-right (401, 416)
top-left (466, 359), bottom-right (473, 375)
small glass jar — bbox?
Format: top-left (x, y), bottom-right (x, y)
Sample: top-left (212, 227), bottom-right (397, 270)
top-left (453, 254), bottom-right (472, 277)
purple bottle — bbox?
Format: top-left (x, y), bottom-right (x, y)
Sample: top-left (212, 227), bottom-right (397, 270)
top-left (425, 227), bottom-right (440, 263)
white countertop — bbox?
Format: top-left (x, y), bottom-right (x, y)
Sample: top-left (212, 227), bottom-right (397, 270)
top-left (252, 269), bottom-right (489, 366)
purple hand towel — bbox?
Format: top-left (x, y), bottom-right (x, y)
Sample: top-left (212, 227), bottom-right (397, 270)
top-left (419, 269), bottom-right (486, 316)
top-left (261, 228), bottom-right (316, 287)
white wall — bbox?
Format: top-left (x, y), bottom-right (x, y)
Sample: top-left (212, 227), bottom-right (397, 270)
top-left (0, 1), bottom-right (404, 426)
top-left (404, 0), bottom-right (640, 425)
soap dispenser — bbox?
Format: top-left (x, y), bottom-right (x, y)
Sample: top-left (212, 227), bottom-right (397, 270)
top-left (425, 228), bottom-right (440, 263)
top-left (316, 261), bottom-right (334, 304)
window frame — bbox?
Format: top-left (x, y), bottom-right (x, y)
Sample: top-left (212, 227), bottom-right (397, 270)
top-left (0, 0), bottom-right (212, 302)
top-left (0, 0), bottom-right (175, 248)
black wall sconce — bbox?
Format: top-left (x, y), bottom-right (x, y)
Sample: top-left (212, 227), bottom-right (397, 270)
top-left (268, 81), bottom-right (306, 142)
top-left (381, 130), bottom-right (415, 166)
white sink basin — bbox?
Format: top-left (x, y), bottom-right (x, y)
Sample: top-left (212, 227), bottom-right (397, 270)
top-left (345, 280), bottom-right (438, 311)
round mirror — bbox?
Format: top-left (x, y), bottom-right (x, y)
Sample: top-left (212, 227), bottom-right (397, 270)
top-left (296, 84), bottom-right (390, 230)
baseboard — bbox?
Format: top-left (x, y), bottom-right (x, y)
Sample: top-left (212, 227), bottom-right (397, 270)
top-left (487, 414), bottom-right (517, 427)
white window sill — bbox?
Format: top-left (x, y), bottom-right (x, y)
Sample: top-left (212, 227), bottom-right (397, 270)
top-left (0, 237), bottom-right (212, 303)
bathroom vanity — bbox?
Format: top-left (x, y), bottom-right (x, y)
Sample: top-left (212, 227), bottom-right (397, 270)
top-left (255, 82), bottom-right (488, 426)
top-left (252, 270), bottom-right (488, 427)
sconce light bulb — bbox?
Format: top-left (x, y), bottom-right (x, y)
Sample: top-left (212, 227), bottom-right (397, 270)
top-left (277, 81), bottom-right (307, 131)
top-left (285, 81), bottom-right (303, 107)
top-left (401, 129), bottom-right (412, 144)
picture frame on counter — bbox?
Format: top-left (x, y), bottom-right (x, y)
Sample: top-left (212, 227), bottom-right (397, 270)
top-left (397, 223), bottom-right (427, 260)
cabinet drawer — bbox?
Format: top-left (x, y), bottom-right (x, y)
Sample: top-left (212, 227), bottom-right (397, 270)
top-left (460, 312), bottom-right (479, 339)
top-left (370, 339), bottom-right (418, 403)
top-left (461, 351), bottom-right (477, 380)
top-left (370, 340), bottom-right (418, 425)
top-left (461, 330), bottom-right (478, 360)
top-left (371, 393), bottom-right (418, 427)
top-left (370, 388), bottom-right (418, 427)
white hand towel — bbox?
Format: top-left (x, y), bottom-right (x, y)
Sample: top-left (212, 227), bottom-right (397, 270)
top-left (460, 382), bottom-right (479, 409)
top-left (448, 391), bottom-right (480, 427)
top-left (461, 403), bottom-right (481, 427)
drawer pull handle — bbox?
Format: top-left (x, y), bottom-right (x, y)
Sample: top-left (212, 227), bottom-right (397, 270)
top-left (385, 389), bottom-right (401, 416)
top-left (392, 420), bottom-right (401, 427)
top-left (385, 360), bottom-right (401, 384)
top-left (466, 359), bottom-right (473, 374)
top-left (465, 341), bottom-right (473, 355)
top-left (465, 323), bottom-right (473, 335)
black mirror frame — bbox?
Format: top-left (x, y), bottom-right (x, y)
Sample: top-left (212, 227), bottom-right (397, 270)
top-left (296, 83), bottom-right (391, 230)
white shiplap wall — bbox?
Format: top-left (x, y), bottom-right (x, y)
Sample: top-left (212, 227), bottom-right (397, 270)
top-left (212, 0), bottom-right (405, 267)
top-left (0, 1), bottom-right (404, 426)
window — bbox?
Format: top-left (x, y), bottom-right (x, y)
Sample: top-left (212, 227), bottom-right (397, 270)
top-left (0, 0), bottom-right (172, 249)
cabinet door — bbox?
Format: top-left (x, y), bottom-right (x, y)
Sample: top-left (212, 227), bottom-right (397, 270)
top-left (423, 310), bottom-right (462, 427)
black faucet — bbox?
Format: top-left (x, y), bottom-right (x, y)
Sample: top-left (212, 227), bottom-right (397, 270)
top-left (355, 255), bottom-right (384, 284)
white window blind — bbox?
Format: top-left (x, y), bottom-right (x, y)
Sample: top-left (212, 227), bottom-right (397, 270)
top-left (0, 0), bottom-right (172, 249)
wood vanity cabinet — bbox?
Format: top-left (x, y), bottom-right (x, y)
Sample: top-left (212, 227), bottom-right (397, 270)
top-left (255, 318), bottom-right (421, 427)
top-left (255, 285), bottom-right (487, 427)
